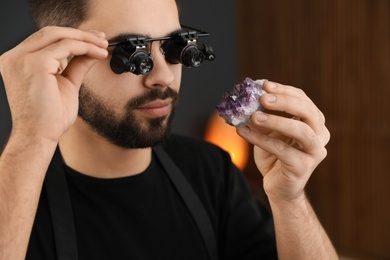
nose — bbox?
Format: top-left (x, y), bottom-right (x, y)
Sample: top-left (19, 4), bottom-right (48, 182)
top-left (143, 44), bottom-right (176, 89)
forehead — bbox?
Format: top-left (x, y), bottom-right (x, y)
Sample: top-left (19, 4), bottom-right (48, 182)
top-left (79, 0), bottom-right (180, 39)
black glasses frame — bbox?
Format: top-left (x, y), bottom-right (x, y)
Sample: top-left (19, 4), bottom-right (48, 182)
top-left (108, 25), bottom-right (215, 75)
top-left (107, 25), bottom-right (211, 47)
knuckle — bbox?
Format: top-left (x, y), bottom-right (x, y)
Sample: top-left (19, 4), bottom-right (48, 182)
top-left (35, 26), bottom-right (55, 38)
top-left (41, 25), bottom-right (59, 33)
top-left (313, 143), bottom-right (327, 162)
top-left (29, 26), bottom-right (64, 42)
top-left (297, 88), bottom-right (305, 96)
top-left (276, 139), bottom-right (294, 154)
top-left (321, 147), bottom-right (328, 159)
top-left (317, 109), bottom-right (326, 126)
top-left (301, 123), bottom-right (314, 137)
top-left (324, 128), bottom-right (331, 144)
top-left (307, 134), bottom-right (320, 150)
top-left (291, 87), bottom-right (307, 98)
top-left (43, 25), bottom-right (56, 30)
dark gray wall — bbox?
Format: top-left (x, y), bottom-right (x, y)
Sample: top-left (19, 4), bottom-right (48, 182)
top-left (0, 0), bottom-right (237, 147)
top-left (0, 1), bottom-right (33, 148)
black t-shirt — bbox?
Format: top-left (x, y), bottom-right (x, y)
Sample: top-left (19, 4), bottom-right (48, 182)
top-left (27, 134), bottom-right (277, 259)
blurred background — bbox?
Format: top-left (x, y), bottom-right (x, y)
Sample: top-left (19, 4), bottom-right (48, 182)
top-left (1, 0), bottom-right (389, 259)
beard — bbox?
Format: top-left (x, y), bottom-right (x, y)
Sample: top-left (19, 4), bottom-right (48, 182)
top-left (78, 85), bottom-right (179, 149)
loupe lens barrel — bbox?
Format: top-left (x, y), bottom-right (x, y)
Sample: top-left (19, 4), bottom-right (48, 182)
top-left (181, 45), bottom-right (204, 67)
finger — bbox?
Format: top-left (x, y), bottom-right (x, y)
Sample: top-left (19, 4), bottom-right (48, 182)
top-left (28, 40), bottom-right (108, 75)
top-left (262, 81), bottom-right (311, 102)
top-left (237, 125), bottom-right (328, 174)
top-left (262, 81), bottom-right (327, 126)
top-left (261, 93), bottom-right (320, 123)
top-left (259, 86), bottom-right (329, 145)
top-left (247, 111), bottom-right (325, 155)
top-left (41, 39), bottom-right (108, 61)
top-left (61, 56), bottom-right (99, 89)
top-left (237, 125), bottom-right (310, 167)
top-left (20, 26), bottom-right (108, 53)
top-left (261, 81), bottom-right (318, 123)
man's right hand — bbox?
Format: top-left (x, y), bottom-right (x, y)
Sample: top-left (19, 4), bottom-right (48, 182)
top-left (0, 26), bottom-right (108, 144)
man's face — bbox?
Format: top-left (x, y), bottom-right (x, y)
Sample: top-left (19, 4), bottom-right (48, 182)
top-left (77, 0), bottom-right (182, 148)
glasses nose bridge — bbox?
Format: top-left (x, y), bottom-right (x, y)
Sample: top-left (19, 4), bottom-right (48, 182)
top-left (148, 40), bottom-right (166, 60)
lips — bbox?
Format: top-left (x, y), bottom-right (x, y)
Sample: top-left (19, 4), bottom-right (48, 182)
top-left (136, 99), bottom-right (172, 117)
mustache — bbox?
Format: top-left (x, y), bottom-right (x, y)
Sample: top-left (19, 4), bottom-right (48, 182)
top-left (125, 87), bottom-right (179, 109)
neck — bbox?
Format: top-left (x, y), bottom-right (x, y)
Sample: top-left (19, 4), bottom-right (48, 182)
top-left (59, 118), bottom-right (152, 179)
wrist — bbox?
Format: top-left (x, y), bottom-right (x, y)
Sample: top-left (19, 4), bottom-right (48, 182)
top-left (9, 125), bottom-right (61, 147)
top-left (268, 192), bottom-right (309, 213)
top-left (3, 130), bottom-right (58, 156)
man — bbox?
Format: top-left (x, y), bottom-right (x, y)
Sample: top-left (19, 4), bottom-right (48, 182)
top-left (0, 0), bottom-right (338, 259)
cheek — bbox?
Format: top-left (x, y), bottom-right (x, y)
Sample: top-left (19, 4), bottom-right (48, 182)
top-left (83, 57), bottom-right (145, 98)
top-left (172, 64), bottom-right (182, 91)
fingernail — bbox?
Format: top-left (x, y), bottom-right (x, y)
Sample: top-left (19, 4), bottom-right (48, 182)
top-left (256, 113), bottom-right (268, 122)
top-left (239, 126), bottom-right (250, 134)
top-left (99, 48), bottom-right (109, 55)
top-left (266, 94), bottom-right (277, 102)
top-left (268, 82), bottom-right (277, 89)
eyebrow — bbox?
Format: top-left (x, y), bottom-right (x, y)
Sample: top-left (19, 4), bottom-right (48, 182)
top-left (108, 28), bottom-right (183, 46)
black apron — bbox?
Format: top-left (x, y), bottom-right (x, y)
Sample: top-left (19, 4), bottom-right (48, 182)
top-left (45, 146), bottom-right (218, 260)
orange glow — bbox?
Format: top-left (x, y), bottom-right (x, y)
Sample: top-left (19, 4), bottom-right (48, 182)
top-left (204, 112), bottom-right (250, 170)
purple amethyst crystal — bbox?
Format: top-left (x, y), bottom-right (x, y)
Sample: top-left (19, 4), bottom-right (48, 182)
top-left (216, 78), bottom-right (267, 127)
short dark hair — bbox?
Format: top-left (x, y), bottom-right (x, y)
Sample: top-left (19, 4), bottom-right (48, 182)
top-left (28, 0), bottom-right (90, 29)
top-left (28, 0), bottom-right (180, 30)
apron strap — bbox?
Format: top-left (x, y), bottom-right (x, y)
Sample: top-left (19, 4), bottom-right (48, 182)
top-left (45, 146), bottom-right (218, 260)
top-left (154, 146), bottom-right (218, 260)
top-left (45, 148), bottom-right (78, 260)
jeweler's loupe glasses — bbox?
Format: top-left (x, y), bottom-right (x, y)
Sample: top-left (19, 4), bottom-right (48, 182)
top-left (108, 25), bottom-right (216, 75)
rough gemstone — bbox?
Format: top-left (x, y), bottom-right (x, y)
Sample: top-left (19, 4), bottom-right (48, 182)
top-left (216, 78), bottom-right (267, 127)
